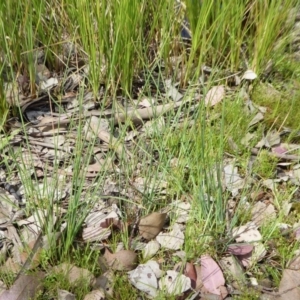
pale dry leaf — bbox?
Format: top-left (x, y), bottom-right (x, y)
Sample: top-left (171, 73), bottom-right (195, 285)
top-left (142, 240), bottom-right (160, 259)
top-left (205, 85), bottom-right (225, 107)
top-left (103, 248), bottom-right (137, 271)
top-left (158, 270), bottom-right (191, 295)
top-left (82, 226), bottom-right (111, 242)
top-left (145, 260), bottom-right (163, 279)
top-left (242, 70), bottom-right (257, 80)
top-left (83, 117), bottom-right (110, 141)
top-left (248, 112), bottom-right (264, 127)
top-left (256, 131), bottom-right (280, 148)
top-left (156, 223), bottom-right (184, 250)
top-left (57, 289), bottom-right (75, 300)
top-left (232, 222), bottom-right (261, 243)
top-left (224, 164), bottom-right (245, 196)
top-left (83, 288), bottom-right (105, 300)
top-left (0, 272), bottom-right (45, 300)
top-left (170, 200), bottom-right (191, 223)
top-left (200, 255), bottom-right (226, 296)
top-left (40, 77), bottom-right (58, 90)
top-left (139, 212), bottom-right (167, 240)
top-left (251, 202), bottom-right (276, 226)
top-left (128, 264), bottom-right (158, 298)
top-left (165, 79), bottom-right (183, 101)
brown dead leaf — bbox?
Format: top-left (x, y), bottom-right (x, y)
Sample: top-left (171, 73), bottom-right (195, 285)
top-left (0, 272), bottom-right (45, 300)
top-left (195, 265), bottom-right (203, 291)
top-left (278, 269), bottom-right (300, 299)
top-left (184, 262), bottom-right (197, 289)
top-left (103, 248), bottom-right (137, 271)
top-left (138, 212), bottom-right (167, 240)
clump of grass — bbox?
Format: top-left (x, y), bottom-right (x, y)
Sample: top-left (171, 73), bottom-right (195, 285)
top-left (251, 81), bottom-right (300, 132)
top-left (252, 150), bottom-right (279, 179)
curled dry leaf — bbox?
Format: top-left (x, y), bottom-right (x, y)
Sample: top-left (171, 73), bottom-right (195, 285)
top-left (242, 70), bottom-right (257, 80)
top-left (103, 248), bottom-right (137, 271)
top-left (138, 212), bottom-right (167, 240)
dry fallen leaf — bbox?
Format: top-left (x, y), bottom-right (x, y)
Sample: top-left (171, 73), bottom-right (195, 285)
top-left (156, 223), bottom-right (184, 250)
top-left (242, 70), bottom-right (257, 80)
top-left (93, 270), bottom-right (114, 297)
top-left (278, 269), bottom-right (300, 299)
top-left (83, 288), bottom-right (105, 300)
top-left (200, 255), bottom-right (227, 297)
top-left (227, 243), bottom-right (254, 256)
top-left (57, 289), bottom-right (75, 300)
top-left (0, 272), bottom-right (45, 300)
top-left (142, 240), bottom-right (160, 259)
top-left (103, 248), bottom-right (137, 271)
top-left (138, 212), bottom-right (167, 240)
top-left (232, 223), bottom-right (262, 243)
top-left (205, 85), bottom-right (225, 107)
top-left (159, 270), bottom-right (191, 296)
top-left (185, 262), bottom-right (197, 289)
top-left (128, 264), bottom-right (158, 297)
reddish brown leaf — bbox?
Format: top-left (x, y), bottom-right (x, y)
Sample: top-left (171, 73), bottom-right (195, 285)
top-left (200, 255), bottom-right (225, 297)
